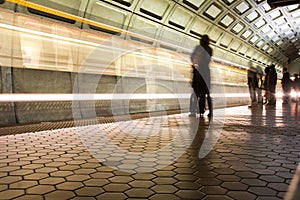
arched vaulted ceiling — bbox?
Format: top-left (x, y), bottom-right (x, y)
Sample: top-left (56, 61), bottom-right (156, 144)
top-left (83, 0), bottom-right (300, 65)
top-left (1, 0), bottom-right (300, 68)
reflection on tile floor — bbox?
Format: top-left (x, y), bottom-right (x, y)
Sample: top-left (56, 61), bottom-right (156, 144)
top-left (0, 103), bottom-right (299, 199)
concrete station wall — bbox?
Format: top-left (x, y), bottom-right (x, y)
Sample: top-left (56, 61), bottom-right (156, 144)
top-left (0, 67), bottom-right (15, 125)
top-left (0, 66), bottom-right (250, 126)
top-left (13, 67), bottom-right (74, 124)
top-left (0, 66), bottom-right (186, 125)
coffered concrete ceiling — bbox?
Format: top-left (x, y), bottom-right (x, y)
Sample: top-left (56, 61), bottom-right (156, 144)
top-left (81, 0), bottom-right (300, 65)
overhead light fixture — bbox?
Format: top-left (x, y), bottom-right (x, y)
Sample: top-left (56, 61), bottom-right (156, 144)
top-left (267, 0), bottom-right (300, 8)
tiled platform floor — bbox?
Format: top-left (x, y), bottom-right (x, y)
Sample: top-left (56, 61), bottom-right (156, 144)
top-left (0, 102), bottom-right (299, 200)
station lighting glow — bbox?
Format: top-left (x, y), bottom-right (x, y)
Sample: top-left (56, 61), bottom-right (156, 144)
top-left (0, 93), bottom-right (251, 102)
top-left (0, 93), bottom-right (189, 102)
top-left (0, 23), bottom-right (99, 47)
top-left (290, 91), bottom-right (300, 98)
top-left (0, 22), bottom-right (190, 66)
top-left (0, 21), bottom-right (248, 71)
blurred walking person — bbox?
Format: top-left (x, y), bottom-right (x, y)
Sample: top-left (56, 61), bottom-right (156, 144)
top-left (268, 64), bottom-right (277, 107)
top-left (281, 67), bottom-right (292, 104)
top-left (190, 35), bottom-right (213, 118)
top-left (256, 66), bottom-right (264, 105)
top-left (263, 66), bottom-right (271, 104)
top-left (292, 73), bottom-right (300, 102)
top-left (247, 65), bottom-right (258, 107)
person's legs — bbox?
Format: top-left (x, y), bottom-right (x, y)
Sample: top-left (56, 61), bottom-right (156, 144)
top-left (199, 94), bottom-right (206, 115)
top-left (189, 93), bottom-right (197, 117)
top-left (269, 92), bottom-right (276, 106)
top-left (207, 94), bottom-right (213, 118)
top-left (257, 88), bottom-right (263, 104)
top-left (282, 87), bottom-right (288, 104)
top-left (249, 86), bottom-right (257, 103)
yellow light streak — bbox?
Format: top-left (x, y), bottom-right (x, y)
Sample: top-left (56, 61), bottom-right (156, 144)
top-left (0, 93), bottom-right (250, 102)
top-left (2, 1), bottom-right (251, 73)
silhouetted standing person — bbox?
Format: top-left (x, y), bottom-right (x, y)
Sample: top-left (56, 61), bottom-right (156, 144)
top-left (281, 67), bottom-right (292, 104)
top-left (293, 73), bottom-right (300, 102)
top-left (190, 35), bottom-right (213, 118)
top-left (263, 66), bottom-right (270, 104)
top-left (268, 64), bottom-right (277, 107)
top-left (247, 65), bottom-right (258, 107)
top-left (256, 66), bottom-right (264, 104)
top-left (189, 65), bottom-right (198, 117)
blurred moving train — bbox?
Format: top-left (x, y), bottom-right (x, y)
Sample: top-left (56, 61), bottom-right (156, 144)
top-left (0, 0), bottom-right (283, 125)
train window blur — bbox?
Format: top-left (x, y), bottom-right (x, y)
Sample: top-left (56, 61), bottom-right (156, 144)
top-left (219, 14), bottom-right (235, 28)
top-left (183, 0), bottom-right (205, 11)
top-left (203, 3), bottom-right (222, 20)
top-left (231, 22), bottom-right (245, 34)
top-left (27, 0), bottom-right (81, 24)
top-left (234, 1), bottom-right (251, 15)
top-left (245, 11), bottom-right (259, 22)
top-left (241, 29), bottom-right (253, 40)
top-left (112, 0), bottom-right (132, 7)
top-left (140, 0), bottom-right (170, 20)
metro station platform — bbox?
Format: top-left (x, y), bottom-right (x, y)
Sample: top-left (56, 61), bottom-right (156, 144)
top-left (0, 102), bottom-right (299, 200)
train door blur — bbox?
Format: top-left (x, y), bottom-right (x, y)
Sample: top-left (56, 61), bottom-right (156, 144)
top-left (17, 15), bottom-right (44, 69)
top-left (52, 24), bottom-right (76, 72)
top-left (0, 9), bottom-right (15, 124)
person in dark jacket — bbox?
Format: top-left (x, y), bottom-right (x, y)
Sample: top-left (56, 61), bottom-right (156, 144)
top-left (263, 66), bottom-right (270, 104)
top-left (281, 67), bottom-right (292, 104)
top-left (256, 66), bottom-right (264, 104)
top-left (189, 65), bottom-right (198, 117)
top-left (247, 65), bottom-right (258, 107)
top-left (268, 64), bottom-right (277, 106)
top-left (292, 73), bottom-right (300, 102)
top-left (190, 35), bottom-right (213, 118)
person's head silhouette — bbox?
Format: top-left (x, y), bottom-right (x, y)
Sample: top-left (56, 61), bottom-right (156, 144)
top-left (200, 35), bottom-right (210, 46)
